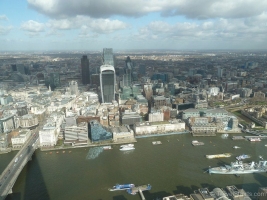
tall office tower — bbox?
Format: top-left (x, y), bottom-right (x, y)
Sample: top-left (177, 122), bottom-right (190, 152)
top-left (81, 55), bottom-right (90, 85)
top-left (49, 72), bottom-right (61, 88)
top-left (123, 56), bottom-right (133, 87)
top-left (217, 66), bottom-right (223, 78)
top-left (102, 48), bottom-right (114, 66)
top-left (100, 65), bottom-right (115, 103)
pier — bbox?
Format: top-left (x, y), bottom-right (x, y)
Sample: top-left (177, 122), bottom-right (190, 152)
top-left (128, 184), bottom-right (152, 197)
top-left (232, 136), bottom-right (245, 140)
top-left (138, 189), bottom-right (146, 200)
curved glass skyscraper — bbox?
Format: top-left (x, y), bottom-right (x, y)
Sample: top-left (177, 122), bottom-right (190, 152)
top-left (100, 65), bottom-right (115, 103)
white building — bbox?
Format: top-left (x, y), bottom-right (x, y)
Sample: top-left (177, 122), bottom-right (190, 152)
top-left (111, 125), bottom-right (135, 142)
top-left (134, 119), bottom-right (185, 135)
top-left (39, 128), bottom-right (57, 147)
top-left (149, 111), bottom-right (164, 122)
top-left (11, 129), bottom-right (31, 149)
top-left (69, 80), bottom-right (79, 96)
top-left (208, 87), bottom-right (220, 96)
top-left (18, 114), bottom-right (39, 128)
top-left (39, 111), bottom-right (65, 147)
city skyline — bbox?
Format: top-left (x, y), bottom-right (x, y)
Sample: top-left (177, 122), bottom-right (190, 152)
top-left (1, 0), bottom-right (267, 51)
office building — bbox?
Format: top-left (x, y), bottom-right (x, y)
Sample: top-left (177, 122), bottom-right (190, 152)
top-left (103, 48), bottom-right (114, 66)
top-left (88, 120), bottom-right (112, 142)
top-left (11, 129), bottom-right (31, 149)
top-left (123, 56), bottom-right (133, 87)
top-left (49, 72), bottom-right (61, 88)
top-left (69, 80), bottom-right (79, 96)
top-left (100, 65), bottom-right (115, 103)
top-left (217, 66), bottom-right (223, 78)
top-left (139, 64), bottom-right (146, 75)
top-left (81, 55), bottom-right (90, 85)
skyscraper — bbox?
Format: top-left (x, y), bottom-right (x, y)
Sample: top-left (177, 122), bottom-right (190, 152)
top-left (217, 66), bottom-right (223, 78)
top-left (100, 65), bottom-right (115, 103)
top-left (123, 56), bottom-right (133, 87)
top-left (102, 48), bottom-right (114, 66)
top-left (81, 55), bottom-right (90, 85)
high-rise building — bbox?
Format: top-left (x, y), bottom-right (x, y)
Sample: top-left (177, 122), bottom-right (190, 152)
top-left (123, 56), bottom-right (133, 87)
top-left (102, 48), bottom-right (114, 66)
top-left (49, 72), bottom-right (60, 88)
top-left (217, 66), bottom-right (223, 78)
top-left (100, 65), bottom-right (116, 103)
top-left (81, 55), bottom-right (90, 85)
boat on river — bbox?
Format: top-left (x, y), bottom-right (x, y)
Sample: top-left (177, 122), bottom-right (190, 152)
top-left (102, 146), bottom-right (112, 150)
top-left (120, 144), bottom-right (134, 148)
top-left (236, 154), bottom-right (250, 160)
top-left (192, 140), bottom-right (204, 146)
top-left (233, 146), bottom-right (240, 149)
top-left (249, 137), bottom-right (261, 142)
top-left (206, 153), bottom-right (231, 159)
top-left (108, 184), bottom-right (135, 191)
top-left (209, 160), bottom-right (267, 174)
top-left (120, 144), bottom-right (135, 151)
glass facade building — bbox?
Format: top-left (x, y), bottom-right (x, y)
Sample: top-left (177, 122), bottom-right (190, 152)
top-left (88, 120), bottom-right (112, 142)
top-left (100, 65), bottom-right (115, 103)
top-left (103, 48), bottom-right (114, 66)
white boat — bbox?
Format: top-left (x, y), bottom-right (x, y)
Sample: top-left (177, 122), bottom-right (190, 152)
top-left (192, 140), bottom-right (204, 146)
top-left (120, 144), bottom-right (134, 148)
top-left (249, 138), bottom-right (261, 142)
top-left (233, 145), bottom-right (240, 149)
top-left (102, 146), bottom-right (112, 150)
top-left (152, 141), bottom-right (162, 145)
top-left (221, 134), bottom-right (229, 138)
top-left (206, 153), bottom-right (231, 159)
top-left (120, 146), bottom-right (135, 151)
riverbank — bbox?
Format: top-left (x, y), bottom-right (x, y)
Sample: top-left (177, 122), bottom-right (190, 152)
top-left (40, 138), bottom-right (137, 152)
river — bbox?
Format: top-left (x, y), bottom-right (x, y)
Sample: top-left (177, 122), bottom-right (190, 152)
top-left (1, 133), bottom-right (267, 200)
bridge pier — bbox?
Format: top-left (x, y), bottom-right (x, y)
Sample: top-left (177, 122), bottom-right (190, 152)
top-left (8, 188), bottom-right (12, 194)
top-left (138, 189), bottom-right (146, 200)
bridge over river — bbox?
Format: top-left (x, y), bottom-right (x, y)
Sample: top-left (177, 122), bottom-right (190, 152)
top-left (0, 133), bottom-right (39, 200)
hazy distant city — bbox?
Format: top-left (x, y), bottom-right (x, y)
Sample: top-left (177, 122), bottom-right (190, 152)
top-left (1, 0), bottom-right (267, 199)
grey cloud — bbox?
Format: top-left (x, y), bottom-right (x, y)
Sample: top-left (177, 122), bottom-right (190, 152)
top-left (28, 0), bottom-right (267, 19)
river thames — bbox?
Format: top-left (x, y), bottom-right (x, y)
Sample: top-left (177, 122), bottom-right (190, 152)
top-left (1, 133), bottom-right (267, 200)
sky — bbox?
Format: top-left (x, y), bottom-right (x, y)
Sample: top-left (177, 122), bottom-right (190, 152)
top-left (1, 0), bottom-right (267, 51)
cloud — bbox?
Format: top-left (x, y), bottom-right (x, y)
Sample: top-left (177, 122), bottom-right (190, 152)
top-left (0, 15), bottom-right (8, 21)
top-left (28, 0), bottom-right (267, 19)
top-left (47, 16), bottom-right (128, 33)
top-left (0, 25), bottom-right (12, 35)
top-left (134, 15), bottom-right (267, 44)
top-left (21, 20), bottom-right (45, 32)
